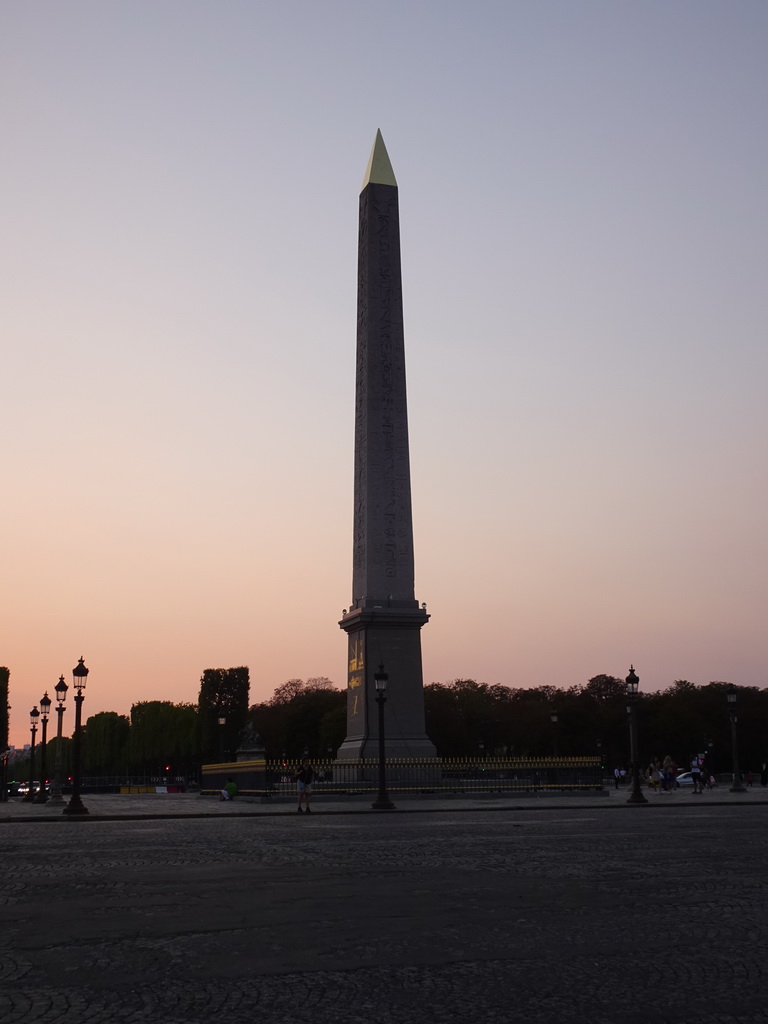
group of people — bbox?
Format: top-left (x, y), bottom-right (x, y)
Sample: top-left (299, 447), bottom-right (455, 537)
top-left (647, 755), bottom-right (709, 793)
top-left (219, 759), bottom-right (315, 812)
top-left (615, 755), bottom-right (715, 793)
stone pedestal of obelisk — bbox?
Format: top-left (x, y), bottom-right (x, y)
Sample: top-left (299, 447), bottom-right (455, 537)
top-left (337, 131), bottom-right (436, 760)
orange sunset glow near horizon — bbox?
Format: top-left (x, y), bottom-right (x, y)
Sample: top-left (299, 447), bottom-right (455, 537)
top-left (3, 3), bottom-right (767, 749)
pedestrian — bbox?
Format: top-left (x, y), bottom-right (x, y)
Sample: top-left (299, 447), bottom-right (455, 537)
top-left (745, 770), bottom-right (754, 787)
top-left (662, 755), bottom-right (677, 792)
top-left (761, 763), bottom-right (768, 787)
top-left (220, 777), bottom-right (238, 801)
top-left (648, 760), bottom-right (662, 793)
top-left (295, 759), bottom-right (314, 814)
top-left (614, 767), bottom-right (621, 790)
top-left (690, 755), bottom-right (704, 794)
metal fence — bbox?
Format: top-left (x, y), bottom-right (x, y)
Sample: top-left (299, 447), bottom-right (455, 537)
top-left (266, 757), bottom-right (602, 797)
top-left (79, 775), bottom-right (190, 794)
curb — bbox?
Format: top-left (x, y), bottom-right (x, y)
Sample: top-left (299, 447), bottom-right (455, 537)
top-left (3, 796), bottom-right (768, 824)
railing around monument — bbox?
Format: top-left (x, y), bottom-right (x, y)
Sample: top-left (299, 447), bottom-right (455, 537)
top-left (265, 757), bottom-right (602, 797)
top-left (52, 775), bottom-right (192, 794)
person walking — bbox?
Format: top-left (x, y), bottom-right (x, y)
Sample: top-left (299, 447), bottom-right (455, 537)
top-left (662, 755), bottom-right (677, 792)
top-left (690, 755), bottom-right (704, 794)
top-left (295, 759), bottom-right (314, 814)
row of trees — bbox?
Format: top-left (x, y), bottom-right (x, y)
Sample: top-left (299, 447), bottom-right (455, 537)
top-left (9, 702), bottom-right (202, 780)
top-left (7, 667), bottom-right (252, 781)
top-left (423, 676), bottom-right (768, 772)
top-left (7, 672), bottom-right (768, 779)
top-left (249, 673), bottom-right (768, 771)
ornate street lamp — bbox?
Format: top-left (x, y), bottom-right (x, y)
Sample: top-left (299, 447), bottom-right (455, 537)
top-left (217, 715), bottom-right (227, 762)
top-left (625, 666), bottom-right (647, 805)
top-left (63, 657), bottom-right (89, 816)
top-left (372, 664), bottom-right (395, 810)
top-left (33, 692), bottom-right (51, 803)
top-left (0, 692), bottom-right (9, 803)
top-left (48, 676), bottom-right (68, 804)
top-left (23, 706), bottom-right (40, 802)
top-left (726, 685), bottom-right (746, 793)
top-left (0, 747), bottom-right (7, 804)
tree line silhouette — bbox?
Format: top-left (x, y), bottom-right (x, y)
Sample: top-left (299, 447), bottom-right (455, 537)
top-left (7, 671), bottom-right (767, 780)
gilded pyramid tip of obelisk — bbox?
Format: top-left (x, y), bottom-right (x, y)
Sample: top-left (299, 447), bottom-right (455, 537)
top-left (361, 129), bottom-right (397, 189)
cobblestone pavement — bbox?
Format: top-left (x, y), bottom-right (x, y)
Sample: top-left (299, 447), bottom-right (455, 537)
top-left (2, 805), bottom-right (768, 1023)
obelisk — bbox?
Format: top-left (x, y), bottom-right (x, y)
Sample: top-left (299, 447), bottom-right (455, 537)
top-left (337, 131), bottom-right (436, 760)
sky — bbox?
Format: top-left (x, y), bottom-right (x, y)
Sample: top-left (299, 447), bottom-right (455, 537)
top-left (2, 2), bottom-right (767, 748)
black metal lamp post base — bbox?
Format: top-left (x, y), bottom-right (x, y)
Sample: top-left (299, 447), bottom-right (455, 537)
top-left (62, 797), bottom-right (89, 815)
top-left (371, 796), bottom-right (396, 810)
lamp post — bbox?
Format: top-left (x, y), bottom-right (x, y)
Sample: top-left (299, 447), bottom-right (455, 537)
top-left (23, 707), bottom-right (40, 802)
top-left (48, 676), bottom-right (68, 804)
top-left (0, 746), bottom-right (7, 803)
top-left (625, 666), bottom-right (647, 805)
top-left (372, 664), bottom-right (395, 810)
top-left (33, 692), bottom-right (51, 803)
top-left (726, 685), bottom-right (746, 793)
top-left (217, 715), bottom-right (226, 762)
top-left (550, 711), bottom-right (559, 757)
top-left (63, 657), bottom-right (89, 816)
top-left (1, 692), bottom-right (9, 803)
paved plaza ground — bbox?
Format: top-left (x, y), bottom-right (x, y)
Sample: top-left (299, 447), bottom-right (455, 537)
top-left (2, 792), bottom-right (768, 1023)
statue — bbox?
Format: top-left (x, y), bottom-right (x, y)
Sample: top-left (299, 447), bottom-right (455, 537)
top-left (235, 720), bottom-right (264, 761)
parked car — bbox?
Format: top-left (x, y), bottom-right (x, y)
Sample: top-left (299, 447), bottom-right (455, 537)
top-left (675, 772), bottom-right (717, 788)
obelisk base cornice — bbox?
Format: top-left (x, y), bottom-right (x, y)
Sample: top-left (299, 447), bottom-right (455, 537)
top-left (339, 606), bottom-right (429, 634)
